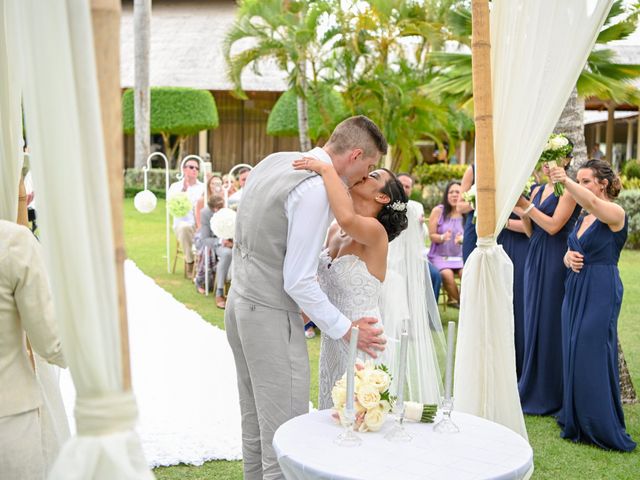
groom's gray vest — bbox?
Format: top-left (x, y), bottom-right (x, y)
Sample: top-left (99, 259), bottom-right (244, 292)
top-left (232, 152), bottom-right (317, 312)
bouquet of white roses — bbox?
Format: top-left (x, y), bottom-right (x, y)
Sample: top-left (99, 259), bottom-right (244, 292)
top-left (461, 184), bottom-right (477, 223)
top-left (210, 207), bottom-right (236, 240)
top-left (522, 177), bottom-right (536, 198)
top-left (538, 134), bottom-right (572, 196)
top-left (331, 359), bottom-right (392, 432)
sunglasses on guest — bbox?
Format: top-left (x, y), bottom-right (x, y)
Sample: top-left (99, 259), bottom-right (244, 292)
top-left (184, 164), bottom-right (199, 170)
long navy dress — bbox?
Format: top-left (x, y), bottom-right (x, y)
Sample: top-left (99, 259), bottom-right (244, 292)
top-left (518, 187), bottom-right (579, 415)
top-left (498, 214), bottom-right (529, 379)
top-left (557, 216), bottom-right (636, 451)
top-left (462, 165), bottom-right (477, 262)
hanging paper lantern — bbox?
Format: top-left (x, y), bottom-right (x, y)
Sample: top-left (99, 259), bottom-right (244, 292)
top-left (134, 190), bottom-right (157, 214)
top-left (211, 207), bottom-right (236, 239)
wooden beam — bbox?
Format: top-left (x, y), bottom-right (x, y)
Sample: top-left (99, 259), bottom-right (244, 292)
top-left (606, 102), bottom-right (615, 164)
top-left (471, 0), bottom-right (495, 237)
top-left (90, 0), bottom-right (131, 390)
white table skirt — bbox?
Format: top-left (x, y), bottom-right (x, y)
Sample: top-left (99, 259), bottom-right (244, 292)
top-left (273, 409), bottom-right (533, 480)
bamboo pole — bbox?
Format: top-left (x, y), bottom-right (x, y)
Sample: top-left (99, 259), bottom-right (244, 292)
top-left (90, 0), bottom-right (131, 390)
top-left (471, 0), bottom-right (496, 237)
top-left (16, 176), bottom-right (28, 227)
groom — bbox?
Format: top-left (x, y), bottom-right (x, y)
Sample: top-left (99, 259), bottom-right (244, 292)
top-left (225, 115), bottom-right (388, 480)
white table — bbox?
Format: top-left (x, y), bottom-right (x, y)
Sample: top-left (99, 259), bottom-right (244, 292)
top-left (273, 410), bottom-right (533, 480)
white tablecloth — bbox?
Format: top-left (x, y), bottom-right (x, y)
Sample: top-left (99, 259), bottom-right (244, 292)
top-left (273, 410), bottom-right (533, 480)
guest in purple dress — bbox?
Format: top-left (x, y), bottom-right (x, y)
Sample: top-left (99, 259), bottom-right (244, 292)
top-left (428, 181), bottom-right (464, 307)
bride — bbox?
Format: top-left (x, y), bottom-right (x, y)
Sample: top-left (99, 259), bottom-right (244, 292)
top-left (294, 158), bottom-right (442, 409)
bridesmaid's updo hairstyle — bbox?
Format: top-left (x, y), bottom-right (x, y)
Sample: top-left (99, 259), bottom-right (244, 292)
top-left (580, 159), bottom-right (622, 199)
top-left (377, 168), bottom-right (409, 242)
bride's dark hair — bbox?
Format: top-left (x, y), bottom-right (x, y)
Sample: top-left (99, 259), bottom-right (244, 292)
top-left (377, 169), bottom-right (409, 241)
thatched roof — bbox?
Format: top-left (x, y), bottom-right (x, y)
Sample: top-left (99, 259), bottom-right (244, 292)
top-left (120, 0), bottom-right (288, 92)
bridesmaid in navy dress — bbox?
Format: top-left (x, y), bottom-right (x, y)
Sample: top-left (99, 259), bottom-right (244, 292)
top-left (458, 165), bottom-right (477, 262)
top-left (550, 160), bottom-right (635, 452)
top-left (497, 212), bottom-right (531, 379)
top-left (516, 162), bottom-right (579, 415)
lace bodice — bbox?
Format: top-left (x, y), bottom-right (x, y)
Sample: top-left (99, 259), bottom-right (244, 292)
top-left (317, 249), bottom-right (382, 409)
top-left (317, 250), bottom-right (381, 321)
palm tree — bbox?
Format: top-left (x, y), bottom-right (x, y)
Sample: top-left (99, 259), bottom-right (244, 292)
top-left (430, 1), bottom-right (640, 168)
top-left (224, 0), bottom-right (332, 151)
top-left (320, 0), bottom-right (466, 171)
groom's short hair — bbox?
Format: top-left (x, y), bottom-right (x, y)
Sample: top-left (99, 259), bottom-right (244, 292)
top-left (325, 115), bottom-right (388, 158)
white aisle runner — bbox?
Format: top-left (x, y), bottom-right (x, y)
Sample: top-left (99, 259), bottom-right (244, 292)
top-left (60, 260), bottom-right (242, 467)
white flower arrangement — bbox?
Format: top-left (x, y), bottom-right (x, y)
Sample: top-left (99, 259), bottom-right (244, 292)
top-left (134, 189), bottom-right (157, 214)
top-left (539, 133), bottom-right (573, 196)
top-left (210, 207), bottom-right (237, 240)
top-left (462, 184), bottom-right (477, 223)
top-left (331, 359), bottom-right (392, 432)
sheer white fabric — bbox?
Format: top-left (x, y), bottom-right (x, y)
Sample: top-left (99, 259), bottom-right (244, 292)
top-left (9, 0), bottom-right (152, 477)
top-left (380, 202), bottom-right (446, 404)
top-left (0, 0), bottom-right (23, 221)
top-left (455, 0), bottom-right (613, 439)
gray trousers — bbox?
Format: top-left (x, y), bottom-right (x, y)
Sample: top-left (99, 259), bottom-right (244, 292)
top-left (225, 289), bottom-right (310, 480)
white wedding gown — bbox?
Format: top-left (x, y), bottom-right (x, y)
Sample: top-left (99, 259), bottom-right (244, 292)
top-left (59, 260), bottom-right (242, 467)
top-left (317, 249), bottom-right (382, 409)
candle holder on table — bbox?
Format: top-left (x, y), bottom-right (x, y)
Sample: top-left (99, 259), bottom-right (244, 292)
top-left (434, 321), bottom-right (460, 434)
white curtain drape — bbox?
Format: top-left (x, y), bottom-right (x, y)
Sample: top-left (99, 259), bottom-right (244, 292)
top-left (7, 0), bottom-right (153, 477)
top-left (0, 0), bottom-right (23, 221)
top-left (454, 0), bottom-right (613, 439)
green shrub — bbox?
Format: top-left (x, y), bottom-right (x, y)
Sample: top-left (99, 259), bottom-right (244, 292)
top-left (124, 168), bottom-right (180, 198)
top-left (616, 189), bottom-right (640, 249)
top-left (412, 163), bottom-right (467, 185)
top-left (267, 86), bottom-right (349, 141)
top-left (623, 159), bottom-right (640, 179)
top-left (122, 87), bottom-right (219, 135)
top-left (621, 174), bottom-right (640, 190)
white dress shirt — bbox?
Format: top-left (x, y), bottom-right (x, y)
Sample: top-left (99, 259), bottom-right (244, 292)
top-left (283, 147), bottom-right (352, 340)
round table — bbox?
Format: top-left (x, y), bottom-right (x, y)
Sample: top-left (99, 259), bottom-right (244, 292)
top-left (273, 409), bottom-right (533, 480)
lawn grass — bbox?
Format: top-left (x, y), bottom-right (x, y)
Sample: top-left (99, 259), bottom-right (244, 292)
top-left (124, 199), bottom-right (639, 479)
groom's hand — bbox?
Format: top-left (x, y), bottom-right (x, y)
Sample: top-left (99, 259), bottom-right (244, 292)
top-left (344, 317), bottom-right (386, 358)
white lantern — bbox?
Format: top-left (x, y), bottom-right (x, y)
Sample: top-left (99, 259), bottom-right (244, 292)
top-left (210, 207), bottom-right (236, 239)
top-left (134, 189), bottom-right (157, 214)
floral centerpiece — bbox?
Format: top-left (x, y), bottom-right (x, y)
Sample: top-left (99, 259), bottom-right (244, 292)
top-left (538, 133), bottom-right (573, 196)
top-left (167, 192), bottom-right (193, 218)
top-left (331, 360), bottom-right (392, 432)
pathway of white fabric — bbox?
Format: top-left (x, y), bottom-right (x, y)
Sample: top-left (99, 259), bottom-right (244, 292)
top-left (60, 260), bottom-right (242, 467)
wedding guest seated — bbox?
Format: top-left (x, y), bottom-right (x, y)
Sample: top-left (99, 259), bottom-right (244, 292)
top-left (0, 220), bottom-right (67, 479)
top-left (195, 174), bottom-right (224, 230)
top-left (227, 167), bottom-right (251, 208)
top-left (427, 181), bottom-right (464, 307)
top-left (194, 195), bottom-right (232, 308)
top-left (222, 173), bottom-right (237, 202)
top-left (168, 158), bottom-right (205, 277)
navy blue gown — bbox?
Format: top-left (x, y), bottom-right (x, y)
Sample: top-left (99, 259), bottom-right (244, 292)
top-left (462, 166), bottom-right (477, 262)
top-left (498, 214), bottom-right (529, 379)
top-left (557, 216), bottom-right (636, 451)
top-left (518, 187), bottom-right (579, 415)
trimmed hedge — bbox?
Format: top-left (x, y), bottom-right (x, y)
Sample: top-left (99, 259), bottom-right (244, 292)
top-left (267, 87), bottom-right (349, 141)
top-left (623, 159), bottom-right (640, 179)
top-left (124, 168), bottom-right (180, 198)
top-left (617, 189), bottom-right (640, 249)
top-left (122, 87), bottom-right (219, 135)
top-left (412, 163), bottom-right (467, 185)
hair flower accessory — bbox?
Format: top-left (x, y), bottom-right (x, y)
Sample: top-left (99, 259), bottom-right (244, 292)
top-left (389, 201), bottom-right (407, 212)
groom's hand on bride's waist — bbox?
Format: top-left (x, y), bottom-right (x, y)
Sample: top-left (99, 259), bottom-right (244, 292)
top-left (343, 317), bottom-right (386, 358)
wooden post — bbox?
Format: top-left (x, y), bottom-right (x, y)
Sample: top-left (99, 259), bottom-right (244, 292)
top-left (90, 0), bottom-right (131, 390)
top-left (626, 120), bottom-right (633, 162)
top-left (16, 176), bottom-right (28, 227)
top-left (606, 102), bottom-right (615, 163)
top-left (471, 0), bottom-right (496, 237)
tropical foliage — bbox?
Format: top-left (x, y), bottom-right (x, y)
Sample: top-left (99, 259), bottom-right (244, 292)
top-left (122, 87), bottom-right (218, 166)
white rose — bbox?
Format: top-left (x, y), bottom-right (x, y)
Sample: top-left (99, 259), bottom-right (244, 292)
top-left (557, 136), bottom-right (569, 147)
top-left (549, 136), bottom-right (565, 150)
top-left (363, 406), bottom-right (386, 432)
top-left (331, 385), bottom-right (347, 409)
top-left (356, 383), bottom-right (381, 410)
top-left (544, 141), bottom-right (552, 151)
top-left (362, 369), bottom-right (391, 393)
